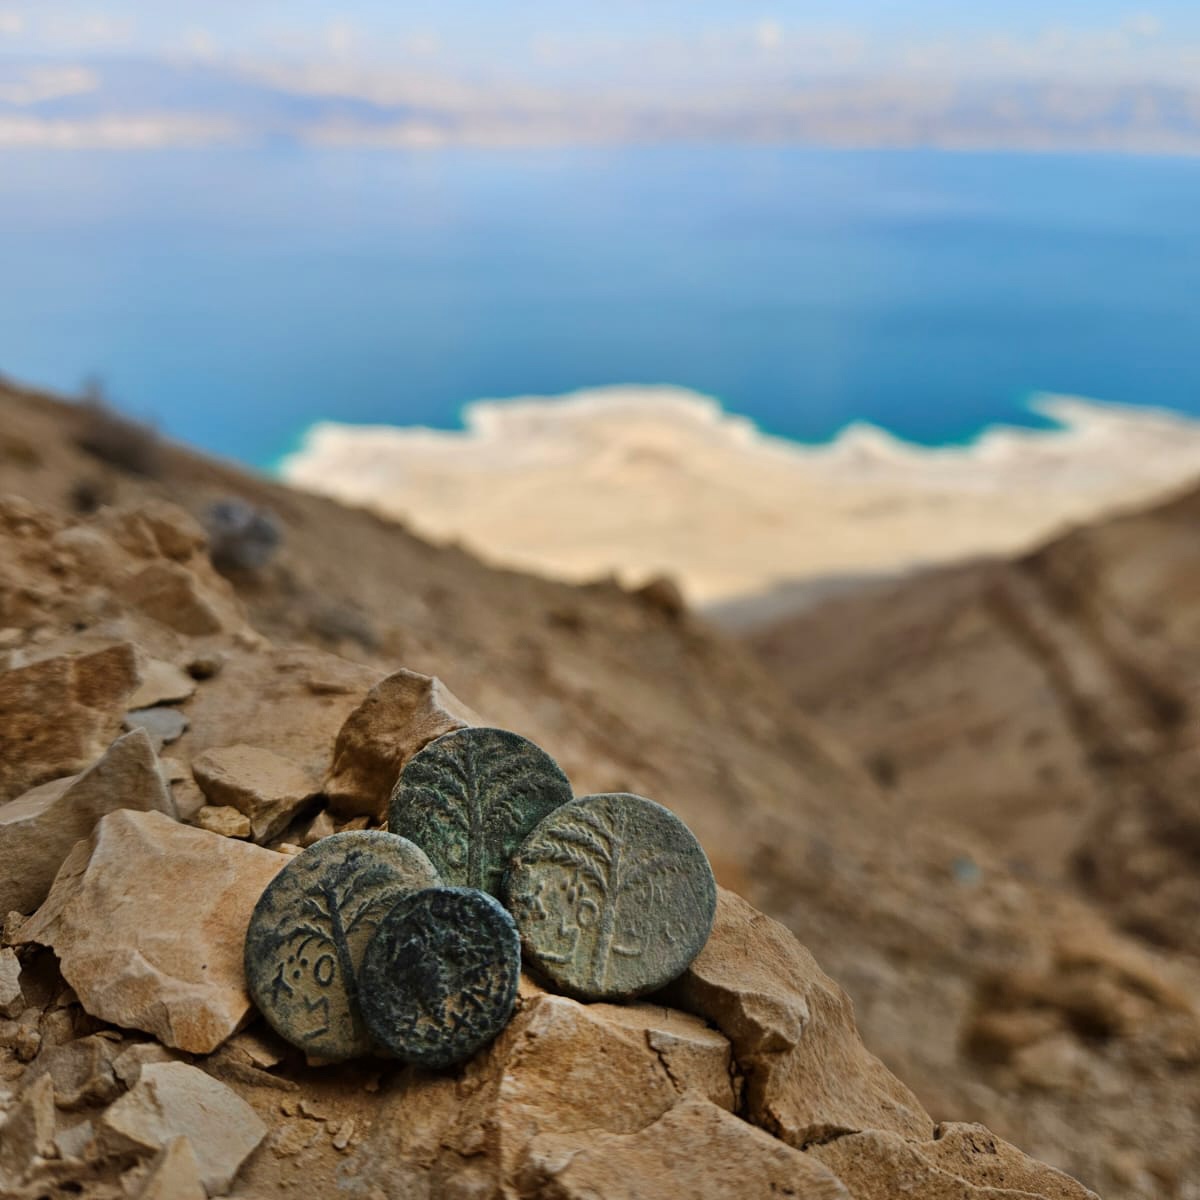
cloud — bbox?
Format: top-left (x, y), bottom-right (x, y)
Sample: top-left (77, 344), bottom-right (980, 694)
top-left (0, 113), bottom-right (241, 149)
top-left (0, 65), bottom-right (99, 106)
top-left (0, 9), bottom-right (24, 37)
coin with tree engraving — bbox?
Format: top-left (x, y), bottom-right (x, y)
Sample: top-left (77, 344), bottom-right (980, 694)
top-left (244, 830), bottom-right (440, 1060)
top-left (388, 728), bottom-right (572, 899)
top-left (505, 793), bottom-right (717, 1001)
top-left (358, 886), bottom-right (521, 1068)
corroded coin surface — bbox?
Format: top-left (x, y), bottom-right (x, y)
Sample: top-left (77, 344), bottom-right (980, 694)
top-left (388, 727), bottom-right (572, 898)
top-left (244, 830), bottom-right (440, 1060)
top-left (506, 793), bottom-right (717, 1001)
top-left (358, 886), bottom-right (520, 1068)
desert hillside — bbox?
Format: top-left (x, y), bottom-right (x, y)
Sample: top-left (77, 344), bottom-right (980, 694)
top-left (1, 377), bottom-right (1197, 1197)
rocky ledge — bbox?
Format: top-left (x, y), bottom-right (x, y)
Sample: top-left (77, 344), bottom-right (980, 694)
top-left (0, 494), bottom-right (1098, 1198)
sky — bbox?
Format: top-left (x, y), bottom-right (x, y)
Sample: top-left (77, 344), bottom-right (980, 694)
top-left (2, 2), bottom-right (1200, 151)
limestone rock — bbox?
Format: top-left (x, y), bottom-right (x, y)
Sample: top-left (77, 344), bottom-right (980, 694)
top-left (123, 706), bottom-right (189, 749)
top-left (0, 729), bottom-right (175, 915)
top-left (192, 744), bottom-right (315, 843)
top-left (127, 658), bottom-right (196, 709)
top-left (517, 1094), bottom-right (849, 1200)
top-left (135, 1136), bottom-right (207, 1200)
top-left (32, 1032), bottom-right (122, 1109)
top-left (0, 947), bottom-right (22, 1017)
top-left (324, 668), bottom-right (478, 819)
top-left (807, 1126), bottom-right (1099, 1199)
top-left (120, 561), bottom-right (226, 635)
top-left (665, 889), bottom-right (932, 1147)
top-left (0, 643), bottom-right (139, 802)
top-left (195, 805), bottom-right (251, 839)
top-left (20, 809), bottom-right (288, 1052)
top-left (99, 1062), bottom-right (265, 1195)
top-left (0, 1072), bottom-right (55, 1186)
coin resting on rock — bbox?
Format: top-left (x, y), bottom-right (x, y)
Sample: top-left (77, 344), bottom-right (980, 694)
top-left (388, 727), bottom-right (572, 899)
top-left (506, 792), bottom-right (717, 1001)
top-left (358, 886), bottom-right (521, 1069)
top-left (244, 830), bottom-right (441, 1060)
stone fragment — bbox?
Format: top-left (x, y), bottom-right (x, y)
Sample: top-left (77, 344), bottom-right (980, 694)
top-left (0, 643), bottom-right (139, 802)
top-left (34, 1033), bottom-right (121, 1109)
top-left (104, 501), bottom-right (209, 563)
top-left (120, 561), bottom-right (225, 635)
top-left (127, 658), bottom-right (196, 709)
top-left (134, 1136), bottom-right (207, 1200)
top-left (664, 889), bottom-right (931, 1146)
top-left (186, 651), bottom-right (225, 680)
top-left (517, 1093), bottom-right (849, 1200)
top-left (509, 792), bottom-right (716, 1001)
top-left (193, 744), bottom-right (316, 843)
top-left (123, 706), bottom-right (189, 749)
top-left (20, 809), bottom-right (288, 1053)
top-left (360, 886), bottom-right (521, 1068)
top-left (196, 805), bottom-right (252, 839)
top-left (324, 668), bottom-right (478, 819)
top-left (0, 729), bottom-right (175, 915)
top-left (113, 1042), bottom-right (178, 1087)
top-left (390, 727), bottom-right (573, 898)
top-left (807, 1126), bottom-right (1099, 1200)
top-left (244, 831), bottom-right (440, 1060)
top-left (299, 808), bottom-right (336, 847)
top-left (99, 1062), bottom-right (266, 1195)
top-left (0, 1072), bottom-right (55, 1186)
top-left (0, 947), bottom-right (22, 1017)
top-left (55, 1117), bottom-right (95, 1162)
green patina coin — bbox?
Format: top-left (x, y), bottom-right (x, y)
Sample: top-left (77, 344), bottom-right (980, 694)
top-left (244, 830), bottom-right (440, 1060)
top-left (388, 727), bottom-right (572, 899)
top-left (358, 886), bottom-right (520, 1069)
top-left (505, 793), bottom-right (717, 1001)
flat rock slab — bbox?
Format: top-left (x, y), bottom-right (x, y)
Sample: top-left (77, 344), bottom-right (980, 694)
top-left (127, 658), bottom-right (196, 709)
top-left (360, 886), bottom-right (520, 1068)
top-left (325, 668), bottom-right (479, 820)
top-left (507, 792), bottom-right (716, 1000)
top-left (244, 830), bottom-right (440, 1060)
top-left (123, 706), bottom-right (189, 750)
top-left (20, 809), bottom-right (288, 1053)
top-left (99, 1061), bottom-right (265, 1196)
top-left (193, 744), bottom-right (316, 843)
top-left (0, 643), bottom-right (140, 803)
top-left (0, 728), bottom-right (175, 915)
top-left (389, 727), bottom-right (572, 897)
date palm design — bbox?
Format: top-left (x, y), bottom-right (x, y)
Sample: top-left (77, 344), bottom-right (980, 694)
top-left (393, 730), bottom-right (569, 893)
top-left (537, 802), bottom-right (678, 992)
top-left (288, 850), bottom-right (402, 1017)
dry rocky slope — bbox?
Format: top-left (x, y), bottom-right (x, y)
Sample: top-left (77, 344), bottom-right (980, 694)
top-left (0, 379), bottom-right (1189, 1196)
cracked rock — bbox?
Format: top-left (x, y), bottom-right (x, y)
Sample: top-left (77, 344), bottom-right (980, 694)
top-left (192, 744), bottom-right (315, 843)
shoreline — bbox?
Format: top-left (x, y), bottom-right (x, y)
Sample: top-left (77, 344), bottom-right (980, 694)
top-left (280, 386), bottom-right (1200, 611)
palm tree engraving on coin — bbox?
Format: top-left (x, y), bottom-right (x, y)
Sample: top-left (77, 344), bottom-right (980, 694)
top-left (388, 728), bottom-right (572, 898)
top-left (506, 793), bottom-right (717, 1000)
top-left (244, 831), bottom-right (440, 1060)
top-left (358, 886), bottom-right (521, 1068)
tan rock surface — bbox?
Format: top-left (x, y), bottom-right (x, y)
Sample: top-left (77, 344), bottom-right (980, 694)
top-left (667, 889), bottom-right (931, 1147)
top-left (0, 1071), bottom-right (55, 1188)
top-left (324, 667), bottom-right (479, 818)
top-left (195, 804), bottom-right (252, 838)
top-left (0, 643), bottom-right (140, 803)
top-left (19, 810), bottom-right (288, 1052)
top-left (0, 728), bottom-right (175, 915)
top-left (134, 1136), bottom-right (207, 1200)
top-left (127, 657), bottom-right (196, 709)
top-left (192, 744), bottom-right (315, 842)
top-left (99, 1061), bottom-right (266, 1195)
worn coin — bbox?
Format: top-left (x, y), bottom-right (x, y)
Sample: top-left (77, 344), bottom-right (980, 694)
top-left (358, 886), bottom-right (521, 1068)
top-left (244, 830), bottom-right (440, 1060)
top-left (505, 792), bottom-right (717, 1001)
top-left (388, 727), bottom-right (572, 898)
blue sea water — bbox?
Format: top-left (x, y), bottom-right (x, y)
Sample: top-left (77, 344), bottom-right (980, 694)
top-left (0, 144), bottom-right (1197, 469)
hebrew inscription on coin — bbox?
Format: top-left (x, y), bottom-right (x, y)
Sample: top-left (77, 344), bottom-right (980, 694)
top-left (505, 793), bottom-right (717, 1001)
top-left (244, 830), bottom-right (440, 1060)
top-left (388, 727), bottom-right (572, 898)
top-left (358, 886), bottom-right (521, 1069)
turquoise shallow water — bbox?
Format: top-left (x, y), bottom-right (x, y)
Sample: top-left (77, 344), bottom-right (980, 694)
top-left (0, 144), bottom-right (1197, 468)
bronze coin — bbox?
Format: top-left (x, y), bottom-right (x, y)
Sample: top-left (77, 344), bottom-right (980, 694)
top-left (505, 793), bottom-right (716, 1001)
top-left (388, 728), bottom-right (572, 898)
top-left (244, 830), bottom-right (440, 1060)
top-left (358, 886), bottom-right (520, 1069)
